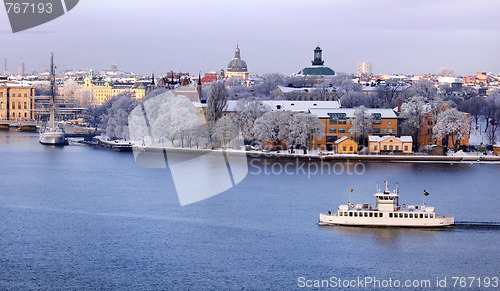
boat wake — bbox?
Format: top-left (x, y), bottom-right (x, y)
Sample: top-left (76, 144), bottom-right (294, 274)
top-left (454, 221), bottom-right (500, 230)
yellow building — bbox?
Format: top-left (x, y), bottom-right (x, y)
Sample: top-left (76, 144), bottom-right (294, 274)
top-left (309, 108), bottom-right (399, 151)
top-left (334, 136), bottom-right (358, 154)
top-left (494, 144), bottom-right (500, 156)
top-left (369, 135), bottom-right (413, 154)
top-left (0, 83), bottom-right (35, 121)
top-left (81, 78), bottom-right (146, 104)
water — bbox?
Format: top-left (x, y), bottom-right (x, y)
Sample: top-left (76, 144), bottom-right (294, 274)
top-left (1, 131), bottom-right (499, 290)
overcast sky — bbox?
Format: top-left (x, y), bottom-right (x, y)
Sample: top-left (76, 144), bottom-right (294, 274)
top-left (1, 0), bottom-right (499, 76)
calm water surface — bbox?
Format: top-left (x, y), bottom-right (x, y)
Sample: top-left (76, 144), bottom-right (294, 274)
top-left (1, 131), bottom-right (499, 290)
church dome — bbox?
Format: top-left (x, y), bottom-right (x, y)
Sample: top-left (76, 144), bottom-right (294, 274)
top-left (227, 44), bottom-right (248, 72)
top-left (297, 45), bottom-right (335, 77)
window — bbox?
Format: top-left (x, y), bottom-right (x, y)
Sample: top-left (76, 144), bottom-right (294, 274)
top-left (389, 213), bottom-right (393, 218)
top-left (388, 128), bottom-right (395, 134)
top-left (372, 113), bottom-right (382, 124)
top-left (329, 118), bottom-right (337, 125)
top-left (344, 212), bottom-right (347, 216)
top-left (389, 145), bottom-right (393, 151)
top-left (404, 213), bottom-right (408, 218)
top-left (430, 214), bottom-right (434, 218)
top-left (349, 146), bottom-right (353, 151)
top-left (372, 128), bottom-right (380, 134)
top-left (342, 146), bottom-right (346, 151)
top-left (384, 145), bottom-right (387, 151)
top-left (395, 146), bottom-right (399, 151)
top-left (326, 136), bottom-right (337, 142)
top-left (374, 145), bottom-right (378, 151)
top-left (369, 213), bottom-right (373, 217)
top-left (399, 213), bottom-right (403, 218)
top-left (404, 145), bottom-right (408, 151)
top-left (339, 212), bottom-right (343, 216)
top-left (364, 212), bottom-right (368, 217)
top-left (338, 118), bottom-right (347, 125)
top-left (0, 102), bottom-right (2, 109)
top-left (12, 102), bottom-right (15, 109)
top-left (388, 121), bottom-right (392, 125)
top-left (420, 214), bottom-right (423, 218)
top-left (374, 213), bottom-right (378, 217)
top-left (425, 214), bottom-right (428, 218)
top-left (382, 128), bottom-right (387, 133)
top-left (18, 102), bottom-right (21, 109)
top-left (329, 128), bottom-right (336, 133)
top-left (24, 102), bottom-right (27, 109)
top-left (349, 212), bottom-right (353, 217)
top-left (409, 213), bottom-right (413, 218)
top-left (24, 93), bottom-right (27, 97)
top-left (18, 113), bottom-right (21, 117)
top-left (354, 212), bottom-right (358, 217)
top-left (338, 128), bottom-right (346, 133)
top-left (379, 213), bottom-right (383, 218)
top-left (24, 112), bottom-right (27, 118)
top-left (0, 92), bottom-right (3, 97)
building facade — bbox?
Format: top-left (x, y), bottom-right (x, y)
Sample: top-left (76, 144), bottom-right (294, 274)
top-left (357, 62), bottom-right (372, 76)
top-left (0, 84), bottom-right (35, 121)
top-left (226, 44), bottom-right (249, 80)
top-left (369, 135), bottom-right (413, 154)
top-left (81, 78), bottom-right (146, 105)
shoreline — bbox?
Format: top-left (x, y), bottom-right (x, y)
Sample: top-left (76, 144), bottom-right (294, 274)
top-left (124, 143), bottom-right (500, 164)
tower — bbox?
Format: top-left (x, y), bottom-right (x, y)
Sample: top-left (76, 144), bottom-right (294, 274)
top-left (312, 45), bottom-right (324, 66)
top-left (197, 72), bottom-right (202, 101)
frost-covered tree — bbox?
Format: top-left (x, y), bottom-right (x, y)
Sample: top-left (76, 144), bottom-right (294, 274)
top-left (252, 73), bottom-right (285, 97)
top-left (458, 96), bottom-right (483, 130)
top-left (376, 79), bottom-right (407, 108)
top-left (100, 92), bottom-right (138, 140)
top-left (62, 79), bottom-right (80, 98)
top-left (288, 113), bottom-right (325, 153)
top-left (232, 98), bottom-right (270, 143)
top-left (409, 80), bottom-right (437, 100)
top-left (482, 92), bottom-right (500, 143)
top-left (400, 96), bottom-right (428, 149)
top-left (252, 111), bottom-right (293, 151)
top-left (214, 117), bottom-right (239, 149)
top-left (207, 80), bottom-right (228, 139)
top-left (74, 88), bottom-right (94, 107)
top-left (433, 108), bottom-right (470, 152)
top-left (340, 92), bottom-right (380, 108)
top-left (350, 106), bottom-right (373, 146)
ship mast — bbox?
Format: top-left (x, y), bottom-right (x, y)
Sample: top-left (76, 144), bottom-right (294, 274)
top-left (49, 52), bottom-right (56, 129)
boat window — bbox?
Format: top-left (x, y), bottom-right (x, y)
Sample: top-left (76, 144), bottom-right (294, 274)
top-left (349, 212), bottom-right (353, 217)
top-left (404, 213), bottom-right (408, 218)
top-left (420, 214), bottom-right (423, 218)
top-left (399, 213), bottom-right (403, 218)
top-left (409, 213), bottom-right (413, 218)
top-left (344, 212), bottom-right (348, 216)
top-left (389, 213), bottom-right (393, 218)
top-left (364, 212), bottom-right (368, 217)
top-left (415, 214), bottom-right (418, 219)
top-left (339, 212), bottom-right (343, 216)
top-left (369, 213), bottom-right (373, 217)
top-left (430, 214), bottom-right (433, 218)
top-left (354, 212), bottom-right (358, 217)
top-left (425, 214), bottom-right (428, 218)
top-left (379, 213), bottom-right (383, 218)
top-left (374, 213), bottom-right (378, 217)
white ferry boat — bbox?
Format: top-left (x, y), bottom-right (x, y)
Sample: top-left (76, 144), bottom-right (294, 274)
top-left (319, 181), bottom-right (454, 227)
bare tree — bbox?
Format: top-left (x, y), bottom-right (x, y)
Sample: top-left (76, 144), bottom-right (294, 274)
top-left (376, 79), bottom-right (407, 108)
top-left (206, 80), bottom-right (228, 140)
top-left (288, 113), bottom-right (325, 153)
top-left (252, 111), bottom-right (292, 151)
top-left (214, 117), bottom-right (240, 149)
top-left (232, 98), bottom-right (270, 143)
top-left (400, 96), bottom-right (428, 149)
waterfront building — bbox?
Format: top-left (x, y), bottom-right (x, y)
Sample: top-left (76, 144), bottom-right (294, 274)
top-left (309, 108), bottom-right (399, 151)
top-left (368, 135), bottom-right (413, 154)
top-left (0, 83), bottom-right (34, 121)
top-left (81, 77), bottom-right (146, 104)
top-left (334, 136), bottom-right (358, 154)
top-left (226, 44), bottom-right (249, 80)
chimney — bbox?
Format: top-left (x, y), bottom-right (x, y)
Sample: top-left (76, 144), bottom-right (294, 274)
top-left (397, 100), bottom-right (402, 113)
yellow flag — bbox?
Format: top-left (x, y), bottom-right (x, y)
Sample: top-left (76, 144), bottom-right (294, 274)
top-left (350, 188), bottom-right (353, 192)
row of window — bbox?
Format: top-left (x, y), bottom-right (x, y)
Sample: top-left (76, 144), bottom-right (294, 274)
top-left (339, 211), bottom-right (434, 219)
top-left (373, 145), bottom-right (409, 151)
top-left (6, 112), bottom-right (29, 118)
top-left (0, 102), bottom-right (29, 110)
top-left (0, 92), bottom-right (29, 97)
top-left (328, 128), bottom-right (396, 134)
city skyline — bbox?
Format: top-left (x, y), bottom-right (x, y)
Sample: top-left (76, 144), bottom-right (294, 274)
top-left (1, 0), bottom-right (499, 76)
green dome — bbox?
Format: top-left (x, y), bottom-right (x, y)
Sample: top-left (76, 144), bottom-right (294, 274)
top-left (298, 66), bottom-right (335, 76)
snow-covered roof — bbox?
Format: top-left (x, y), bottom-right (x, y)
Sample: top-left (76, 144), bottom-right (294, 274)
top-left (309, 108), bottom-right (398, 119)
top-left (368, 135), bottom-right (413, 143)
top-left (263, 100), bottom-right (340, 112)
top-left (276, 85), bottom-right (338, 94)
top-left (334, 136), bottom-right (355, 144)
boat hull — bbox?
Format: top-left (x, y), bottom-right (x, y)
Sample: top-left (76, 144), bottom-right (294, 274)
top-left (39, 132), bottom-right (66, 145)
top-left (319, 213), bottom-right (454, 227)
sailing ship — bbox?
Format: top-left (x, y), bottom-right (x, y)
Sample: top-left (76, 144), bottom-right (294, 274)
top-left (39, 53), bottom-right (65, 145)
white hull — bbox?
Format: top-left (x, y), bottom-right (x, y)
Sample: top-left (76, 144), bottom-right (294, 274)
top-left (319, 213), bottom-right (454, 228)
top-left (39, 131), bottom-right (65, 145)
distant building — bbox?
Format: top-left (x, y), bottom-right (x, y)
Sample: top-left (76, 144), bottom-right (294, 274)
top-left (357, 62), bottom-right (372, 76)
top-left (81, 77), bottom-right (146, 104)
top-left (226, 44), bottom-right (249, 80)
top-left (297, 45), bottom-right (335, 77)
top-left (368, 135), bottom-right (413, 154)
top-left (0, 83), bottom-right (35, 121)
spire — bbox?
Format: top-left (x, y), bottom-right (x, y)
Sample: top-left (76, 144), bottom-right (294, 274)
top-left (151, 72), bottom-right (155, 86)
top-left (234, 42), bottom-right (241, 59)
top-left (197, 72), bottom-right (202, 85)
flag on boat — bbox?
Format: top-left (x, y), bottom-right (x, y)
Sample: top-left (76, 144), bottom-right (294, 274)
top-left (350, 188), bottom-right (353, 192)
top-left (424, 190), bottom-right (429, 196)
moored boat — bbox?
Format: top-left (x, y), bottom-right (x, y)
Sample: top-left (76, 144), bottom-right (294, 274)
top-left (319, 181), bottom-right (454, 227)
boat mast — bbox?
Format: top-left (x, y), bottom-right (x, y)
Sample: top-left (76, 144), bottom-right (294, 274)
top-left (49, 52), bottom-right (56, 129)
